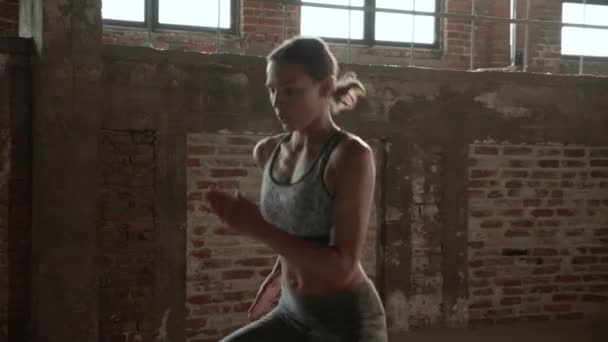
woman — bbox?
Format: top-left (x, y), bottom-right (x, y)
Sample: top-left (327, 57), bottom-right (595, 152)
top-left (206, 36), bottom-right (387, 342)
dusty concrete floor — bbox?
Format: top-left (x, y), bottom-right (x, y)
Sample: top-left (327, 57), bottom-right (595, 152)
top-left (389, 320), bottom-right (607, 342)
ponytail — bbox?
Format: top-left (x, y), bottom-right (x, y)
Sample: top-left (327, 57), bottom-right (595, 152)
top-left (331, 72), bottom-right (366, 114)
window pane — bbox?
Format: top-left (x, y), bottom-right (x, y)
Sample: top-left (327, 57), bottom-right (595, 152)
top-left (561, 3), bottom-right (608, 57)
top-left (159, 0), bottom-right (231, 29)
top-left (376, 0), bottom-right (436, 12)
top-left (375, 12), bottom-right (435, 44)
top-left (585, 4), bottom-right (608, 26)
top-left (303, 0), bottom-right (364, 7)
top-left (301, 6), bottom-right (364, 39)
top-left (102, 0), bottom-right (145, 22)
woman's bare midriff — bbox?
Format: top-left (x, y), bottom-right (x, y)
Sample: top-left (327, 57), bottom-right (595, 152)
top-left (279, 256), bottom-right (368, 294)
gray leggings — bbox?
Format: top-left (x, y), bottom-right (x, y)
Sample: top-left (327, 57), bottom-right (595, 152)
top-left (221, 279), bottom-right (387, 342)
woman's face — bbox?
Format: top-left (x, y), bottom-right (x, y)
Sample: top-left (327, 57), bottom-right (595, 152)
top-left (265, 60), bottom-right (331, 131)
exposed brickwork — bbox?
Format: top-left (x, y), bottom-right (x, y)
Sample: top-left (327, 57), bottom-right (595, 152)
top-left (0, 0), bottom-right (19, 37)
top-left (408, 144), bottom-right (444, 328)
top-left (101, 0), bottom-right (608, 75)
top-left (468, 144), bottom-right (608, 327)
top-left (99, 130), bottom-right (157, 342)
top-left (186, 133), bottom-right (381, 341)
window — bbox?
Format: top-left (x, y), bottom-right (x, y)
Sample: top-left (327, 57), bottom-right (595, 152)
top-left (561, 0), bottom-right (608, 57)
top-left (300, 0), bottom-right (438, 46)
top-left (102, 0), bottom-right (235, 31)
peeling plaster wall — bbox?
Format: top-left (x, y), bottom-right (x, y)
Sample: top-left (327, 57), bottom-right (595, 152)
top-left (99, 45), bottom-right (608, 338)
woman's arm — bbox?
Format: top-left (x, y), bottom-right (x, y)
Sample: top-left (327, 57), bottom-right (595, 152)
top-left (207, 137), bottom-right (375, 287)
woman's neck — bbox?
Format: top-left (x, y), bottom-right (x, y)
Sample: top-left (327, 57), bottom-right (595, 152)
top-left (290, 111), bottom-right (339, 149)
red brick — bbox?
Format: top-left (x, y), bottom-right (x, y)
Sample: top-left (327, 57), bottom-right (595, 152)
top-left (189, 192), bottom-right (203, 201)
top-left (510, 219), bottom-right (534, 228)
top-left (502, 170), bottom-right (528, 178)
top-left (470, 300), bottom-right (493, 309)
top-left (234, 257), bottom-right (273, 267)
top-left (471, 169), bottom-right (498, 178)
top-left (187, 318), bottom-right (208, 329)
top-left (590, 159), bottom-right (608, 167)
top-left (527, 315), bottom-right (551, 322)
top-left (556, 208), bottom-right (575, 216)
top-left (487, 190), bottom-right (503, 198)
top-left (572, 256), bottom-right (598, 264)
top-left (187, 158), bottom-right (201, 167)
top-left (531, 285), bottom-right (557, 293)
top-left (502, 288), bottom-right (525, 296)
top-left (222, 269), bottom-right (256, 280)
top-left (210, 169), bottom-right (248, 178)
top-left (470, 209), bottom-right (494, 218)
top-left (552, 294), bottom-right (578, 302)
top-left (531, 171), bottom-right (558, 179)
top-left (538, 160), bottom-right (559, 168)
top-left (509, 160), bottom-right (534, 168)
top-left (474, 146), bottom-right (499, 155)
top-left (191, 249), bottom-right (212, 259)
top-left (504, 147), bottom-right (533, 155)
top-left (505, 229), bottom-right (531, 237)
top-left (591, 171), bottom-right (608, 178)
top-left (474, 269), bottom-right (500, 278)
top-left (480, 220), bottom-right (503, 229)
top-left (581, 294), bottom-right (608, 303)
top-left (564, 149), bottom-right (585, 157)
top-left (472, 288), bottom-right (494, 296)
top-left (556, 312), bottom-right (585, 320)
top-left (523, 199), bottom-right (542, 207)
top-left (188, 294), bottom-right (213, 305)
top-left (531, 208), bottom-right (554, 217)
top-left (590, 247), bottom-right (608, 255)
top-left (533, 265), bottom-right (560, 275)
top-left (469, 241), bottom-right (485, 249)
top-left (189, 145), bottom-right (215, 155)
top-left (500, 297), bottom-right (522, 305)
top-left (589, 284), bottom-right (608, 292)
top-left (469, 260), bottom-right (484, 268)
top-left (583, 274), bottom-right (608, 282)
top-left (533, 248), bottom-right (558, 256)
top-left (495, 278), bottom-right (522, 287)
top-left (544, 303), bottom-right (571, 312)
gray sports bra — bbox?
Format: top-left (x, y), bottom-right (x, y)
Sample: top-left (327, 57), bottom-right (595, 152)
top-left (259, 130), bottom-right (345, 245)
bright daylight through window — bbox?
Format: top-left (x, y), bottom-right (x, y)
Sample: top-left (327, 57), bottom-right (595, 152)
top-left (300, 0), bottom-right (437, 45)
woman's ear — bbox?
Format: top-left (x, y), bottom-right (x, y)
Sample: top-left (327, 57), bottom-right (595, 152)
top-left (318, 76), bottom-right (336, 98)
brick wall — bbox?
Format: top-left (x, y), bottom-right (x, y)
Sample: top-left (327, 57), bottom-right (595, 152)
top-left (101, 0), bottom-right (608, 75)
top-left (185, 133), bottom-right (381, 341)
top-left (468, 144), bottom-right (608, 327)
top-left (0, 0), bottom-right (19, 37)
top-left (99, 130), bottom-right (157, 342)
top-left (0, 53), bottom-right (9, 340)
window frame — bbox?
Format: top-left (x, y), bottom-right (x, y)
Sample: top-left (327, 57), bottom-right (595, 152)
top-left (300, 0), bottom-right (441, 49)
top-left (102, 0), bottom-right (239, 34)
top-left (560, 0), bottom-right (608, 58)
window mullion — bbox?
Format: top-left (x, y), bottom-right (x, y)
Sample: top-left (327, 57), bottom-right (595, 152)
top-left (150, 0), bottom-right (158, 30)
top-left (365, 0), bottom-right (376, 45)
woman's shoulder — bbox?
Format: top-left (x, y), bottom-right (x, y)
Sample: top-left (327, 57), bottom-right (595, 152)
top-left (253, 133), bottom-right (289, 169)
top-left (336, 131), bottom-right (373, 160)
top-left (330, 131), bottom-right (374, 174)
